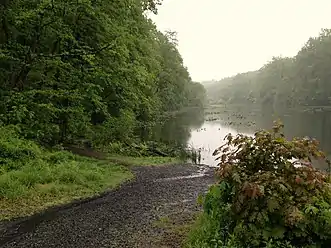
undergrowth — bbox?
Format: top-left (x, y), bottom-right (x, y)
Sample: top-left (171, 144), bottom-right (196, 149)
top-left (107, 154), bottom-right (182, 166)
top-left (0, 126), bottom-right (133, 220)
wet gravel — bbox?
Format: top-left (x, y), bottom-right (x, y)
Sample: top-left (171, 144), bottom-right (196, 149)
top-left (0, 164), bottom-right (215, 248)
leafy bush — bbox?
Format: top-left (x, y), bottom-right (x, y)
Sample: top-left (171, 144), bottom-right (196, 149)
top-left (187, 122), bottom-right (331, 248)
top-left (45, 151), bottom-right (76, 165)
top-left (91, 110), bottom-right (137, 147)
top-left (0, 126), bottom-right (42, 172)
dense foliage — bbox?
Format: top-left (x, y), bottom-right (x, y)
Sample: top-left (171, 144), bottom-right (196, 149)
top-left (187, 123), bottom-right (331, 248)
top-left (205, 29), bottom-right (331, 112)
top-left (0, 0), bottom-right (205, 148)
top-left (0, 0), bottom-right (208, 220)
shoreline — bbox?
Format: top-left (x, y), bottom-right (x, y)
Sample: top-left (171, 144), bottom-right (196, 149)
top-left (0, 163), bottom-right (215, 247)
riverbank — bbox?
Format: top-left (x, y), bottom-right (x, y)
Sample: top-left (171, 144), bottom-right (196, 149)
top-left (0, 163), bottom-right (215, 247)
top-left (0, 153), bottom-right (182, 221)
top-left (0, 124), bottom-right (187, 221)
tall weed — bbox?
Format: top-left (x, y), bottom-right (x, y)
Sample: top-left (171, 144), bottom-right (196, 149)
top-left (0, 125), bottom-right (132, 220)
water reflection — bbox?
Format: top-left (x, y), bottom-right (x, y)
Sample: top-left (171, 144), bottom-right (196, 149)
top-left (220, 108), bottom-right (331, 158)
top-left (187, 122), bottom-right (246, 167)
top-left (199, 106), bottom-right (331, 170)
top-left (153, 108), bottom-right (205, 147)
top-left (154, 106), bottom-right (331, 170)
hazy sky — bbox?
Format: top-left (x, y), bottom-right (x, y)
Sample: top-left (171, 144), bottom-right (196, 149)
top-left (151, 0), bottom-right (331, 81)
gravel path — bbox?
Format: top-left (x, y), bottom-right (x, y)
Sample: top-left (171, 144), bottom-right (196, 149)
top-left (0, 164), bottom-right (215, 248)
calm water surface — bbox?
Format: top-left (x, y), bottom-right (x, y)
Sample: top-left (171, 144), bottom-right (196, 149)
top-left (187, 122), bottom-right (248, 167)
top-left (165, 106), bottom-right (331, 170)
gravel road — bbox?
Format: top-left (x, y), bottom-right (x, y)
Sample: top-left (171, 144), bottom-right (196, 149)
top-left (0, 164), bottom-right (215, 248)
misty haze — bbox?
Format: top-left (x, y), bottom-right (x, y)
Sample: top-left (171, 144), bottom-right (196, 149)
top-left (1, 1), bottom-right (331, 247)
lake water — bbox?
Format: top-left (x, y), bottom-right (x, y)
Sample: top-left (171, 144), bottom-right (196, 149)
top-left (171, 106), bottom-right (331, 170)
top-left (187, 122), bottom-right (247, 167)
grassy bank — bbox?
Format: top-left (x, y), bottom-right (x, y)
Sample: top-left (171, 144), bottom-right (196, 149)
top-left (0, 154), bottom-right (182, 221)
top-left (0, 151), bottom-right (134, 220)
top-left (0, 127), bottom-right (182, 221)
top-left (107, 154), bottom-right (182, 167)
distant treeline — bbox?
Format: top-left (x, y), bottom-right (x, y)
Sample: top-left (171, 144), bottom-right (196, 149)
top-left (0, 0), bottom-right (206, 147)
top-left (205, 29), bottom-right (331, 112)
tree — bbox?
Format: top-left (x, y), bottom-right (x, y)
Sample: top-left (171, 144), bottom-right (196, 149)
top-left (0, 0), bottom-right (205, 149)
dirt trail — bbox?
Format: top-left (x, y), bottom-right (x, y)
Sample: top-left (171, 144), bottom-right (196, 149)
top-left (0, 164), bottom-right (215, 248)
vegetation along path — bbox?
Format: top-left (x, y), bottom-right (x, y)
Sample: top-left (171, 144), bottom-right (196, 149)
top-left (0, 164), bottom-right (215, 248)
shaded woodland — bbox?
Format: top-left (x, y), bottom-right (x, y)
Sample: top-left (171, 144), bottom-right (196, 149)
top-left (0, 0), bottom-right (206, 149)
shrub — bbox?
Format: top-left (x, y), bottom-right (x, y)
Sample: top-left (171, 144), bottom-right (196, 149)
top-left (188, 122), bottom-right (331, 248)
top-left (91, 110), bottom-right (136, 147)
top-left (45, 151), bottom-right (76, 165)
top-left (0, 126), bottom-right (42, 172)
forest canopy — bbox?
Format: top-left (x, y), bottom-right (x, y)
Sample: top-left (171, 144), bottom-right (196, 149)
top-left (0, 0), bottom-right (206, 148)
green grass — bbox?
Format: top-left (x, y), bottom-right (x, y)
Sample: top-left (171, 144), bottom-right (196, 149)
top-left (0, 151), bottom-right (181, 220)
top-left (107, 154), bottom-right (182, 166)
top-left (0, 154), bottom-right (133, 221)
top-left (0, 152), bottom-right (181, 221)
top-left (184, 186), bottom-right (231, 248)
top-left (153, 215), bottom-right (193, 236)
top-left (151, 213), bottom-right (197, 248)
top-left (184, 213), bottom-right (222, 248)
top-left (0, 126), bottom-right (183, 221)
